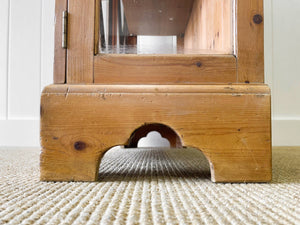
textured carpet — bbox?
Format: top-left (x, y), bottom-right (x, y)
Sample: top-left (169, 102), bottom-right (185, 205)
top-left (0, 147), bottom-right (299, 225)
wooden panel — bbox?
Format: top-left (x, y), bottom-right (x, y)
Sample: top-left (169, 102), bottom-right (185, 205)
top-left (94, 55), bottom-right (237, 84)
top-left (40, 84), bottom-right (271, 182)
top-left (8, 0), bottom-right (41, 118)
top-left (237, 0), bottom-right (264, 83)
top-left (123, 0), bottom-right (194, 35)
top-left (0, 0), bottom-right (9, 119)
top-left (184, 0), bottom-right (233, 54)
top-left (67, 0), bottom-right (95, 83)
top-left (53, 0), bottom-right (67, 84)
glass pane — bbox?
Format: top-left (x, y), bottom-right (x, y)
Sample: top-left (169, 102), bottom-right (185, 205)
top-left (97, 0), bottom-right (234, 55)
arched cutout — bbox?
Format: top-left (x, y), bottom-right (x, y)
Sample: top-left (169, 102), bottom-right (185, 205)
top-left (127, 123), bottom-right (183, 148)
top-left (97, 124), bottom-right (215, 181)
top-left (138, 131), bottom-right (171, 148)
top-left (98, 147), bottom-right (211, 181)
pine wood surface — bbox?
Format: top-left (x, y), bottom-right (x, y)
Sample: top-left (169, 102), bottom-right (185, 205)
top-left (237, 0), bottom-right (264, 83)
top-left (185, 0), bottom-right (233, 54)
top-left (94, 55), bottom-right (237, 84)
top-left (46, 0), bottom-right (269, 183)
top-left (64, 0), bottom-right (265, 84)
top-left (40, 84), bottom-right (271, 182)
top-left (42, 84), bottom-right (270, 94)
top-left (67, 0), bottom-right (94, 83)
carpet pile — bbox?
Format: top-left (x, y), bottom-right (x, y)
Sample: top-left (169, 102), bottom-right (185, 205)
top-left (0, 147), bottom-right (299, 224)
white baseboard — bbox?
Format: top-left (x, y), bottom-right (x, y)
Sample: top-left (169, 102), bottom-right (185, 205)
top-left (0, 119), bottom-right (40, 147)
top-left (272, 118), bottom-right (300, 146)
top-left (0, 119), bottom-right (299, 147)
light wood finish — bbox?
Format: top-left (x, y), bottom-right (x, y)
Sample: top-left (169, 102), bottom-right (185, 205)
top-left (40, 84), bottom-right (271, 182)
top-left (237, 0), bottom-right (264, 83)
top-left (66, 0), bottom-right (95, 83)
top-left (44, 0), bottom-right (270, 183)
top-left (122, 0), bottom-right (194, 35)
top-left (177, 34), bottom-right (184, 51)
top-left (53, 0), bottom-right (67, 84)
top-left (63, 0), bottom-right (265, 84)
top-left (184, 0), bottom-right (233, 54)
top-left (94, 55), bottom-right (237, 84)
top-left (43, 84), bottom-right (270, 94)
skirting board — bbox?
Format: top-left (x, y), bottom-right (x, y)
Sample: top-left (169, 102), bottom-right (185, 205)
top-left (272, 118), bottom-right (300, 146)
top-left (0, 119), bottom-right (299, 147)
top-left (0, 119), bottom-right (40, 147)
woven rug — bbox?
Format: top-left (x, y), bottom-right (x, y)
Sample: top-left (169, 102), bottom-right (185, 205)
top-left (0, 147), bottom-right (299, 225)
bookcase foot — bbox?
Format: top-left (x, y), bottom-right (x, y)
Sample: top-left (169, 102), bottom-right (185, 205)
top-left (40, 84), bottom-right (271, 182)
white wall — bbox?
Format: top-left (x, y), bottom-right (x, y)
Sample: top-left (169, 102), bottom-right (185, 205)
top-left (265, 0), bottom-right (300, 145)
top-left (0, 0), bottom-right (299, 146)
top-left (0, 0), bottom-right (54, 146)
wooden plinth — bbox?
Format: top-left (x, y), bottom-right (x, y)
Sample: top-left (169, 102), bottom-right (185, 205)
top-left (40, 84), bottom-right (271, 182)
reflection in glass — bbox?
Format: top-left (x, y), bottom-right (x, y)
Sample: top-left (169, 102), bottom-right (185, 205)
top-left (97, 0), bottom-right (233, 55)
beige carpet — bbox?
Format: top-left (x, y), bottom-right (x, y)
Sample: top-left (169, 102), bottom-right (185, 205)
top-left (0, 147), bottom-right (299, 225)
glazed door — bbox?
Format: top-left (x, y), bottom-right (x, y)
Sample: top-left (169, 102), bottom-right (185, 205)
top-left (65, 0), bottom-right (264, 84)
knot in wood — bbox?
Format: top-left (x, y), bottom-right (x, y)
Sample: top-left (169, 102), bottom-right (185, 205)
top-left (253, 14), bottom-right (263, 24)
top-left (196, 62), bottom-right (202, 67)
top-left (74, 141), bottom-right (86, 151)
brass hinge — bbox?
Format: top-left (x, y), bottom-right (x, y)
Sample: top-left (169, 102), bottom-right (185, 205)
top-left (62, 11), bottom-right (68, 49)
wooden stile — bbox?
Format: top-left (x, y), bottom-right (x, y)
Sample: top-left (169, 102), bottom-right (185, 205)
top-left (66, 0), bottom-right (95, 83)
top-left (236, 0), bottom-right (264, 83)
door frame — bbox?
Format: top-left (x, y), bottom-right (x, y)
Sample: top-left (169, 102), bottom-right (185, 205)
top-left (54, 0), bottom-right (264, 84)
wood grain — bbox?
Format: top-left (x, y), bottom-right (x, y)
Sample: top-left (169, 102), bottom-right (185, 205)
top-left (184, 0), bottom-right (233, 54)
top-left (237, 0), bottom-right (264, 83)
top-left (62, 0), bottom-right (265, 84)
top-left (53, 0), bottom-right (67, 83)
top-left (40, 84), bottom-right (271, 182)
top-left (94, 55), bottom-right (237, 84)
top-left (43, 84), bottom-right (270, 94)
top-left (67, 0), bottom-right (95, 83)
top-left (122, 0), bottom-right (194, 35)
